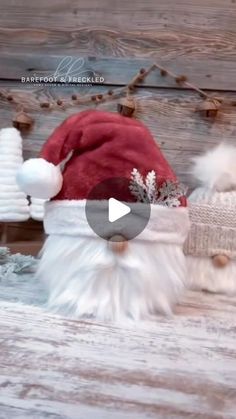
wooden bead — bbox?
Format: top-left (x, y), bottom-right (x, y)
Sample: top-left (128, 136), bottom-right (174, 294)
top-left (108, 235), bottom-right (128, 254)
top-left (137, 75), bottom-right (144, 82)
top-left (196, 98), bottom-right (221, 118)
top-left (212, 254), bottom-right (230, 268)
top-left (175, 75), bottom-right (188, 84)
top-left (127, 85), bottom-right (135, 92)
top-left (160, 69), bottom-right (167, 76)
top-left (117, 97), bottom-right (136, 117)
top-left (40, 102), bottom-right (50, 108)
top-left (12, 111), bottom-right (34, 132)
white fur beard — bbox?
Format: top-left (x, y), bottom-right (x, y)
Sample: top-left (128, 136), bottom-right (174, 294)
top-left (186, 256), bottom-right (236, 295)
top-left (37, 235), bottom-right (187, 322)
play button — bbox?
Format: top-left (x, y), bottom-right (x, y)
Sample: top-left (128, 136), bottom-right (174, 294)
top-left (85, 177), bottom-right (151, 242)
top-left (108, 198), bottom-right (131, 222)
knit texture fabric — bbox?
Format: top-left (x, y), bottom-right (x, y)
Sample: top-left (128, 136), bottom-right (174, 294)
top-left (184, 187), bottom-right (236, 258)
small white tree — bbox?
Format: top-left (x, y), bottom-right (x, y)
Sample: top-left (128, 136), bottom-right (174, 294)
top-left (30, 198), bottom-right (47, 221)
top-left (0, 128), bottom-right (30, 222)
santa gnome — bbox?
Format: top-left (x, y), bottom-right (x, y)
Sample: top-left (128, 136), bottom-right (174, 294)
top-left (17, 110), bottom-right (189, 321)
top-left (184, 143), bottom-right (236, 294)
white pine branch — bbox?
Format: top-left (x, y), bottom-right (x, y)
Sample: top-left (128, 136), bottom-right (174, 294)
top-left (145, 170), bottom-right (157, 202)
top-left (129, 168), bottom-right (148, 202)
top-left (156, 180), bottom-right (185, 207)
top-left (129, 168), bottom-right (186, 206)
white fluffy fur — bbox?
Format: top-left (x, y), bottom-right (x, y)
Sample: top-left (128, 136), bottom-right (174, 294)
top-left (37, 235), bottom-right (187, 322)
top-left (187, 256), bottom-right (236, 295)
top-left (16, 158), bottom-right (63, 199)
top-left (192, 143), bottom-right (236, 192)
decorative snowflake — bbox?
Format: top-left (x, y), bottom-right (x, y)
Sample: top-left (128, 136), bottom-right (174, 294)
top-left (129, 168), bottom-right (186, 207)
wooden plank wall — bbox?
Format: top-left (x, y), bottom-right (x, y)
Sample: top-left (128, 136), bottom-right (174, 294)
top-left (0, 0), bottom-right (236, 244)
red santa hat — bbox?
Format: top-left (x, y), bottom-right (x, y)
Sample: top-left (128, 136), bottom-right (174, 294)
top-left (17, 110), bottom-right (189, 242)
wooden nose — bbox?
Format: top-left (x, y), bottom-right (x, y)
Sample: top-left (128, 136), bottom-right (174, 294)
top-left (212, 254), bottom-right (230, 268)
top-left (108, 235), bottom-right (128, 254)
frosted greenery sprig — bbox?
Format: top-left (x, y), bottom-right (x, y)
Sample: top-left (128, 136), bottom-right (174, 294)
top-left (129, 168), bottom-right (186, 207)
top-left (0, 247), bottom-right (36, 278)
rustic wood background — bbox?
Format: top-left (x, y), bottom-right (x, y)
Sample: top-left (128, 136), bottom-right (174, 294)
top-left (0, 0), bottom-right (236, 242)
top-left (1, 2), bottom-right (236, 417)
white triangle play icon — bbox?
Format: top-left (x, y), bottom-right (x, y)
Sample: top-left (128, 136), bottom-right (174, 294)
top-left (108, 198), bottom-right (131, 223)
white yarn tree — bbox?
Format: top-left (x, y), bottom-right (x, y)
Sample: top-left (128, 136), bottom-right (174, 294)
top-left (30, 198), bottom-right (47, 221)
top-left (0, 128), bottom-right (30, 226)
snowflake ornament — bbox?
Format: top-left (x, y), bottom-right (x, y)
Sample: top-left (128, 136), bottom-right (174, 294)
top-left (129, 168), bottom-right (186, 207)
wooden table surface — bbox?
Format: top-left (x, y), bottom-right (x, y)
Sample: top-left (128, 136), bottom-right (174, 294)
top-left (0, 273), bottom-right (235, 418)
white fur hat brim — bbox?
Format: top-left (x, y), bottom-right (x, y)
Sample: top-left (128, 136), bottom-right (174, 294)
top-left (44, 200), bottom-right (189, 244)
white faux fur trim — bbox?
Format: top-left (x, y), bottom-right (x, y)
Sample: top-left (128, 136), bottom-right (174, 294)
top-left (37, 234), bottom-right (187, 321)
top-left (44, 200), bottom-right (189, 244)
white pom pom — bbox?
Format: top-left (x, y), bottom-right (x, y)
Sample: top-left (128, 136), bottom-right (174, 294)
top-left (16, 158), bottom-right (63, 199)
top-left (192, 143), bottom-right (236, 192)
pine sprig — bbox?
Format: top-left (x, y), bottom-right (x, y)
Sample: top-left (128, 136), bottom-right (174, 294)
top-left (129, 169), bottom-right (186, 207)
top-left (145, 171), bottom-right (157, 203)
top-left (129, 168), bottom-right (148, 202)
top-left (0, 247), bottom-right (36, 280)
top-left (156, 180), bottom-right (185, 207)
